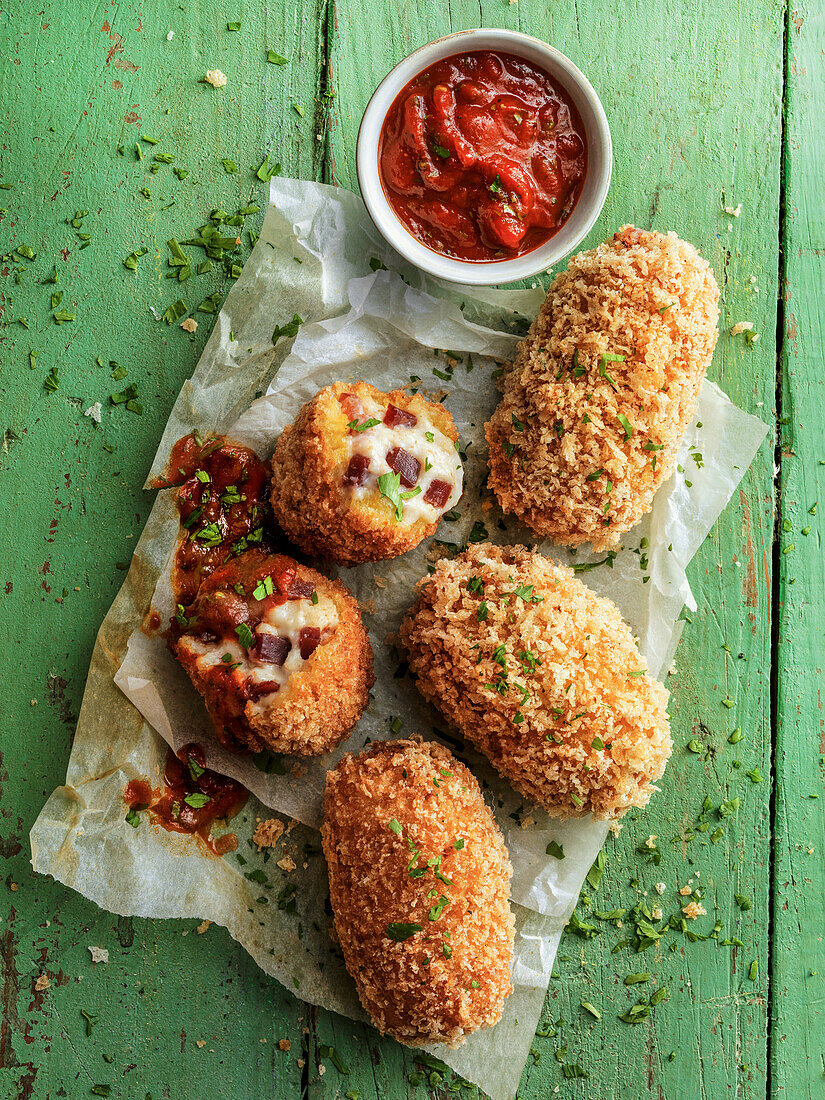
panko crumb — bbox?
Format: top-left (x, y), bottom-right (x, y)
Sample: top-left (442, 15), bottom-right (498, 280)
top-left (486, 226), bottom-right (719, 550)
top-left (679, 884), bottom-right (693, 896)
top-left (180, 317), bottom-right (198, 333)
top-left (35, 974), bottom-right (50, 992)
top-left (654, 881), bottom-right (666, 895)
top-left (682, 901), bottom-right (707, 919)
top-left (196, 1040), bottom-right (206, 1048)
top-left (253, 818), bottom-right (285, 850)
top-left (277, 855), bottom-right (296, 872)
top-left (196, 919), bottom-right (212, 935)
top-left (318, 1065), bottom-right (326, 1076)
top-left (645, 835), bottom-right (658, 848)
top-left (278, 1039), bottom-right (291, 1051)
top-left (84, 402), bottom-right (102, 423)
top-left (730, 321), bottom-right (754, 336)
top-left (88, 946), bottom-right (109, 963)
top-left (204, 69), bottom-right (227, 88)
top-left (401, 543), bottom-right (672, 820)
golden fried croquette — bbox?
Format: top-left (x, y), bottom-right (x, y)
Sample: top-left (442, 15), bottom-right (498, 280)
top-left (173, 548), bottom-right (373, 756)
top-left (400, 543), bottom-right (672, 819)
top-left (322, 738), bottom-right (514, 1047)
top-left (270, 381), bottom-right (463, 566)
top-left (486, 226), bottom-right (719, 549)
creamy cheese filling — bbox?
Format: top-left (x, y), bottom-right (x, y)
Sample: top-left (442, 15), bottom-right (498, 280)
top-left (342, 395), bottom-right (463, 524)
top-left (180, 592), bottom-right (339, 708)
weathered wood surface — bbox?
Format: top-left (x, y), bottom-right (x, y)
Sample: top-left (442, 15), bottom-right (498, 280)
top-left (0, 0), bottom-right (817, 1097)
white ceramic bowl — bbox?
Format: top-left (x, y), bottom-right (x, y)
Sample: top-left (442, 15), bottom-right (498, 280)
top-left (356, 28), bottom-right (612, 286)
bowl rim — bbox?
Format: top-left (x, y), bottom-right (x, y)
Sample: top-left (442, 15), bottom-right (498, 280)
top-left (356, 28), bottom-right (612, 286)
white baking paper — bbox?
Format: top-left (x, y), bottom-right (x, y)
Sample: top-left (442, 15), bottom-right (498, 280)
top-left (31, 177), bottom-right (768, 1100)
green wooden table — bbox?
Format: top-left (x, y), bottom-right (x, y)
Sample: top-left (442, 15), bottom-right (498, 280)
top-left (1, 1), bottom-right (822, 1097)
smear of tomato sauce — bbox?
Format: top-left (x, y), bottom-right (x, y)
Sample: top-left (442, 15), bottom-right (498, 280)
top-left (124, 743), bottom-right (248, 856)
top-left (379, 50), bottom-right (588, 261)
top-left (151, 432), bottom-right (270, 610)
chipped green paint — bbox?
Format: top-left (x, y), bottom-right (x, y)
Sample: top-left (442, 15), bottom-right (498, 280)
top-left (0, 0), bottom-right (818, 1098)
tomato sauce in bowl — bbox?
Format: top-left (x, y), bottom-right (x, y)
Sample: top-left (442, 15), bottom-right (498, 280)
top-left (378, 50), bottom-right (588, 262)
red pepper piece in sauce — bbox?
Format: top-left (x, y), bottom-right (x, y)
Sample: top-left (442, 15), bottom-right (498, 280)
top-left (386, 447), bottom-right (421, 488)
top-left (256, 633), bottom-right (291, 665)
top-left (423, 479), bottom-right (452, 508)
top-left (299, 627), bottom-right (321, 659)
top-left (383, 403), bottom-right (418, 429)
top-left (287, 578), bottom-right (316, 600)
top-left (431, 84), bottom-right (477, 168)
top-left (342, 454), bottom-right (371, 487)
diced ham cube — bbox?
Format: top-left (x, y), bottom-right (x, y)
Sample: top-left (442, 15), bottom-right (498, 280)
top-left (287, 578), bottom-right (316, 600)
top-left (423, 479), bottom-right (452, 508)
top-left (245, 680), bottom-right (281, 701)
top-left (256, 633), bottom-right (291, 665)
top-left (383, 403), bottom-right (417, 428)
top-left (299, 626), bottom-right (321, 659)
top-left (338, 392), bottom-right (366, 423)
top-left (386, 446), bottom-right (421, 488)
top-left (342, 454), bottom-right (370, 486)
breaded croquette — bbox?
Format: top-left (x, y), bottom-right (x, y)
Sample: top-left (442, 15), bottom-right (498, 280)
top-left (270, 381), bottom-right (463, 565)
top-left (486, 227), bottom-right (719, 549)
top-left (173, 548), bottom-right (373, 755)
top-left (400, 543), bottom-right (672, 819)
top-left (322, 738), bottom-right (514, 1047)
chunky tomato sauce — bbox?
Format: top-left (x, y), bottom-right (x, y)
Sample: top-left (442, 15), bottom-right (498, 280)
top-left (152, 432), bottom-right (270, 610)
top-left (124, 743), bottom-right (247, 856)
top-left (379, 50), bottom-right (588, 262)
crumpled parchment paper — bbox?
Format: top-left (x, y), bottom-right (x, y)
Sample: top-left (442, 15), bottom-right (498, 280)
top-left (31, 177), bottom-right (768, 1100)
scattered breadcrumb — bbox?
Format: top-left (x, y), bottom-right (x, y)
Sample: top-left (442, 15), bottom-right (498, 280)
top-left (35, 974), bottom-right (50, 991)
top-left (180, 317), bottom-right (198, 333)
top-left (166, 29), bottom-right (175, 40)
top-left (682, 901), bottom-right (707, 919)
top-left (360, 598), bottom-right (376, 615)
top-left (374, 575), bottom-right (387, 589)
top-left (196, 1040), bottom-right (206, 1048)
top-left (196, 919), bottom-right (212, 935)
top-left (679, 884), bottom-right (693, 896)
top-left (204, 69), bottom-right (227, 88)
top-left (651, 906), bottom-right (663, 920)
top-left (286, 818), bottom-right (299, 833)
top-left (278, 1039), bottom-right (291, 1051)
top-left (253, 818), bottom-right (285, 850)
top-left (318, 1065), bottom-right (326, 1076)
top-left (297, 1059), bottom-right (305, 1069)
top-left (730, 321), bottom-right (754, 336)
top-left (654, 882), bottom-right (666, 895)
top-left (277, 856), bottom-right (296, 872)
top-left (88, 946), bottom-right (109, 964)
top-left (723, 203), bottom-right (742, 217)
top-left (10, 882), bottom-right (18, 891)
top-left (84, 402), bottom-right (102, 423)
top-left (645, 835), bottom-right (658, 849)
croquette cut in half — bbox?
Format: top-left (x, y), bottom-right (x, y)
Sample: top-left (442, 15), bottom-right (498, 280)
top-left (486, 226), bottom-right (720, 550)
top-left (270, 381), bottom-right (463, 566)
top-left (322, 738), bottom-right (514, 1047)
top-left (400, 543), bottom-right (672, 819)
top-left (173, 548), bottom-right (373, 756)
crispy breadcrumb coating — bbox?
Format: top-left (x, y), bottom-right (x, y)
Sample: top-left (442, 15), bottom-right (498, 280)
top-left (322, 738), bottom-right (514, 1047)
top-left (270, 382), bottom-right (461, 566)
top-left (174, 550), bottom-right (373, 756)
top-left (400, 543), bottom-right (672, 819)
top-left (486, 226), bottom-right (719, 549)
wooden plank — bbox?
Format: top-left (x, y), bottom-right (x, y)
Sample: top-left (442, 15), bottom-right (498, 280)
top-left (326, 0), bottom-right (781, 1095)
top-left (771, 1), bottom-right (825, 1095)
top-left (0, 2), bottom-right (324, 1096)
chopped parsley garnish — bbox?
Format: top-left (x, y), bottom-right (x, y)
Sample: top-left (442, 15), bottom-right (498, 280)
top-left (618, 413), bottom-right (634, 440)
top-left (236, 623), bottom-right (255, 649)
top-left (377, 471), bottom-right (420, 521)
top-left (347, 417), bottom-right (381, 432)
top-left (432, 139), bottom-right (450, 159)
top-left (184, 792), bottom-right (211, 809)
top-left (546, 840), bottom-right (565, 859)
top-left (253, 575), bottom-right (275, 599)
top-left (386, 922), bottom-right (422, 942)
top-left (598, 352), bottom-right (626, 391)
top-left (388, 818), bottom-right (402, 836)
